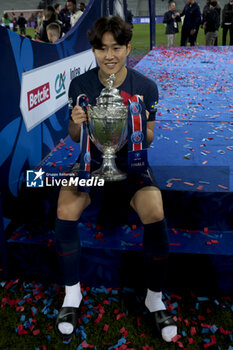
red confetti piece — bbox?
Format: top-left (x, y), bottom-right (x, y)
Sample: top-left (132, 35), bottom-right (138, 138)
top-left (201, 323), bottom-right (212, 329)
top-left (177, 341), bottom-right (184, 348)
top-left (171, 228), bottom-right (178, 234)
top-left (95, 232), bottom-right (104, 242)
top-left (17, 324), bottom-right (28, 335)
top-left (218, 184), bottom-right (228, 190)
top-left (137, 316), bottom-right (142, 327)
top-left (219, 327), bottom-right (230, 335)
top-left (188, 337), bottom-right (195, 344)
top-left (33, 329), bottom-right (40, 335)
top-left (140, 333), bottom-right (147, 338)
top-left (198, 315), bottom-right (205, 321)
top-left (172, 334), bottom-right (182, 342)
top-left (95, 313), bottom-right (104, 323)
top-left (170, 294), bottom-right (182, 300)
top-left (190, 327), bottom-right (196, 336)
top-left (103, 324), bottom-right (109, 332)
top-left (116, 313), bottom-right (126, 320)
top-left (132, 233), bottom-right (141, 237)
top-left (81, 342), bottom-right (95, 348)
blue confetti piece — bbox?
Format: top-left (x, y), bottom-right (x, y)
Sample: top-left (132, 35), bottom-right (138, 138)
top-left (210, 325), bottom-right (218, 333)
top-left (111, 290), bottom-right (118, 295)
top-left (109, 297), bottom-right (118, 303)
top-left (20, 315), bottom-right (26, 322)
top-left (82, 316), bottom-right (89, 324)
top-left (202, 328), bottom-right (210, 334)
top-left (31, 306), bottom-right (37, 315)
top-left (204, 338), bottom-right (211, 343)
top-left (195, 302), bottom-right (199, 310)
top-left (171, 302), bottom-right (178, 309)
top-left (63, 338), bottom-right (72, 344)
top-left (182, 331), bottom-right (187, 337)
top-left (197, 297), bottom-right (209, 302)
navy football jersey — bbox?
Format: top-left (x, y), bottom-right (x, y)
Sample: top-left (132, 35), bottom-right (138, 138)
top-left (68, 67), bottom-right (159, 170)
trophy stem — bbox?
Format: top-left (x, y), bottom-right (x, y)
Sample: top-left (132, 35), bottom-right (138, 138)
top-left (92, 152), bottom-right (127, 181)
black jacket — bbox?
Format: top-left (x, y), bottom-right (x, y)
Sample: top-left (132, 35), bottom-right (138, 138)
top-left (181, 2), bottom-right (201, 30)
top-left (222, 3), bottom-right (233, 24)
top-left (205, 8), bottom-right (220, 32)
top-left (163, 10), bottom-right (181, 34)
top-left (17, 16), bottom-right (27, 28)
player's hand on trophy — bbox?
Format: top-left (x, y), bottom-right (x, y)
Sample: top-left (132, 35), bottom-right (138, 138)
top-left (71, 105), bottom-right (88, 125)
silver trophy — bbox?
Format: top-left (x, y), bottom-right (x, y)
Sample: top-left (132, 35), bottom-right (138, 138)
top-left (88, 74), bottom-right (128, 181)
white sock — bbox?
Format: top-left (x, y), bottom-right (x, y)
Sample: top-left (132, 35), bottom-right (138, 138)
top-left (145, 289), bottom-right (177, 342)
top-left (58, 282), bottom-right (82, 335)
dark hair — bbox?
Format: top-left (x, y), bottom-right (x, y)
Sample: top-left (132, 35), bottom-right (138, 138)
top-left (67, 0), bottom-right (76, 4)
top-left (54, 3), bottom-right (60, 10)
top-left (87, 16), bottom-right (132, 49)
top-left (210, 1), bottom-right (217, 6)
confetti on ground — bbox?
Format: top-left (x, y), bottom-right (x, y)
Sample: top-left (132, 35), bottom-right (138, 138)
top-left (1, 279), bottom-right (233, 349)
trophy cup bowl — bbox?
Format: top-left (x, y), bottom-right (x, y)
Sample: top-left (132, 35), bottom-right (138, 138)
top-left (88, 74), bottom-right (128, 181)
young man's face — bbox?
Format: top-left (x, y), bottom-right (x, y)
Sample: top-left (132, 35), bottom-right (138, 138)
top-left (169, 2), bottom-right (176, 11)
top-left (66, 1), bottom-right (76, 13)
top-left (93, 31), bottom-right (131, 78)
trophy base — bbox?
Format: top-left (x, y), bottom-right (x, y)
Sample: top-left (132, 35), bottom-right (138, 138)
top-left (92, 154), bottom-right (127, 182)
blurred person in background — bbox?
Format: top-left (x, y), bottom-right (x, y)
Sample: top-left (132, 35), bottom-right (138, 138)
top-left (202, 0), bottom-right (220, 45)
top-left (3, 13), bottom-right (12, 29)
top-left (59, 4), bottom-right (71, 34)
top-left (163, 1), bottom-right (181, 46)
top-left (79, 2), bottom-right (86, 12)
top-left (180, 0), bottom-right (201, 46)
top-left (46, 22), bottom-right (61, 42)
top-left (39, 6), bottom-right (62, 42)
top-left (66, 0), bottom-right (83, 27)
top-left (12, 13), bottom-right (17, 32)
top-left (17, 13), bottom-right (27, 35)
top-left (222, 0), bottom-right (233, 45)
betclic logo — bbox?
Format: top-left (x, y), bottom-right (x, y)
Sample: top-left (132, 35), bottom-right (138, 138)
top-left (27, 83), bottom-right (50, 111)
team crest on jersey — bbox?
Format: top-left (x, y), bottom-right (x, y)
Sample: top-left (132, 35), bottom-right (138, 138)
top-left (131, 131), bottom-right (144, 144)
top-left (150, 101), bottom-right (158, 112)
top-left (84, 151), bottom-right (91, 164)
top-left (68, 97), bottom-right (73, 110)
top-left (130, 102), bottom-right (142, 116)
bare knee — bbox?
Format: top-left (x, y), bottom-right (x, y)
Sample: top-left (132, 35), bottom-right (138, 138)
top-left (57, 191), bottom-right (91, 221)
top-left (140, 207), bottom-right (164, 225)
top-left (130, 187), bottom-right (165, 225)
